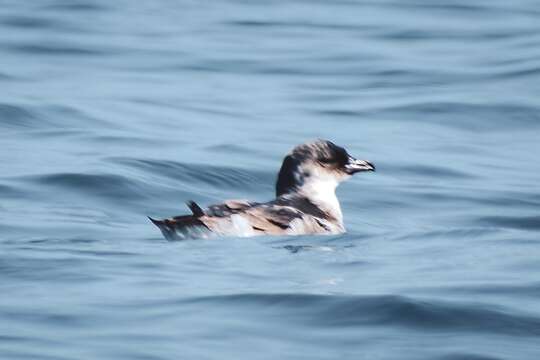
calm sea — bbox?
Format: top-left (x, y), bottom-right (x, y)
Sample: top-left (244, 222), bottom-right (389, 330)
top-left (1, 1), bottom-right (540, 359)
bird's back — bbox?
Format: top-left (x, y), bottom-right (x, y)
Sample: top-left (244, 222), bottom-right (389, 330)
top-left (149, 196), bottom-right (342, 240)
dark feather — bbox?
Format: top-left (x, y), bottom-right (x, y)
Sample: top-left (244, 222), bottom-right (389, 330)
top-left (207, 200), bottom-right (256, 217)
top-left (273, 196), bottom-right (330, 220)
top-left (149, 214), bottom-right (208, 240)
top-left (275, 155), bottom-right (303, 197)
top-left (186, 200), bottom-right (205, 217)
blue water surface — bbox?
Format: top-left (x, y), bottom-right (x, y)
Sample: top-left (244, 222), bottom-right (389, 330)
top-left (1, 0), bottom-right (540, 359)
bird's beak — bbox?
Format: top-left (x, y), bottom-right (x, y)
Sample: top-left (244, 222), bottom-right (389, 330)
top-left (345, 158), bottom-right (375, 174)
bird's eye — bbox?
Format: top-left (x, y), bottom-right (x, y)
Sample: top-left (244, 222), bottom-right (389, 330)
top-left (319, 157), bottom-right (333, 164)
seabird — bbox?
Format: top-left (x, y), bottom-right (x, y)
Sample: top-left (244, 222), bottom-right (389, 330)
top-left (149, 139), bottom-right (375, 240)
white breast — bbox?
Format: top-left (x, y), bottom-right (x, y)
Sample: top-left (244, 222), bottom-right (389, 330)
top-left (297, 170), bottom-right (344, 226)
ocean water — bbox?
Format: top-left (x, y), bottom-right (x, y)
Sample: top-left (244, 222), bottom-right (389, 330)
top-left (2, 0), bottom-right (540, 358)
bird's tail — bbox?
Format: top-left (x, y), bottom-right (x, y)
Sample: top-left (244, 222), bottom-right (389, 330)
top-left (148, 216), bottom-right (176, 240)
top-left (148, 216), bottom-right (162, 227)
top-left (148, 215), bottom-right (209, 240)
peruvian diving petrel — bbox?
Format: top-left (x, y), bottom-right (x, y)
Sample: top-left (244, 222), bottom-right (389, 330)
top-left (149, 139), bottom-right (375, 240)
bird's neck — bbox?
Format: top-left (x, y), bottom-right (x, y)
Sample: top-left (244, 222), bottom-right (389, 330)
top-left (297, 178), bottom-right (343, 224)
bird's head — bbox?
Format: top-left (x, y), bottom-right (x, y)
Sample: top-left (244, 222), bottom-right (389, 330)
top-left (276, 139), bottom-right (375, 197)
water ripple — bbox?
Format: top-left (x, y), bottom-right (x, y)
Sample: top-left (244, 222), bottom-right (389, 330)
top-left (112, 157), bottom-right (272, 192)
top-left (6, 42), bottom-right (108, 56)
top-left (183, 293), bottom-right (540, 336)
top-left (0, 103), bottom-right (39, 129)
top-left (0, 15), bottom-right (76, 31)
top-left (372, 103), bottom-right (540, 131)
top-left (439, 354), bottom-right (503, 360)
top-left (478, 215), bottom-right (540, 231)
top-left (0, 103), bottom-right (108, 131)
top-left (22, 173), bottom-right (150, 201)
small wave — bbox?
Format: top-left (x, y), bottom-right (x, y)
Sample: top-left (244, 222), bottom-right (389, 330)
top-left (41, 2), bottom-right (108, 12)
top-left (225, 19), bottom-right (375, 33)
top-left (0, 15), bottom-right (75, 31)
top-left (1, 308), bottom-right (88, 327)
top-left (478, 215), bottom-right (540, 231)
top-left (494, 65), bottom-right (540, 79)
top-left (7, 42), bottom-right (106, 56)
top-left (391, 2), bottom-right (494, 13)
top-left (0, 102), bottom-right (108, 131)
top-left (0, 183), bottom-right (26, 198)
top-left (203, 143), bottom-right (264, 156)
top-left (0, 255), bottom-right (102, 283)
top-left (0, 72), bottom-right (14, 81)
top-left (438, 354), bottom-right (503, 360)
top-left (181, 58), bottom-right (381, 77)
top-left (111, 157), bottom-right (272, 192)
top-left (348, 102), bottom-right (540, 132)
top-left (183, 293), bottom-right (540, 336)
top-left (87, 135), bottom-right (156, 146)
top-left (24, 173), bottom-right (150, 201)
top-left (390, 164), bottom-right (476, 180)
top-left (426, 282), bottom-right (540, 299)
top-left (471, 193), bottom-right (540, 209)
top-left (392, 227), bottom-right (498, 242)
top-left (0, 103), bottom-right (39, 129)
